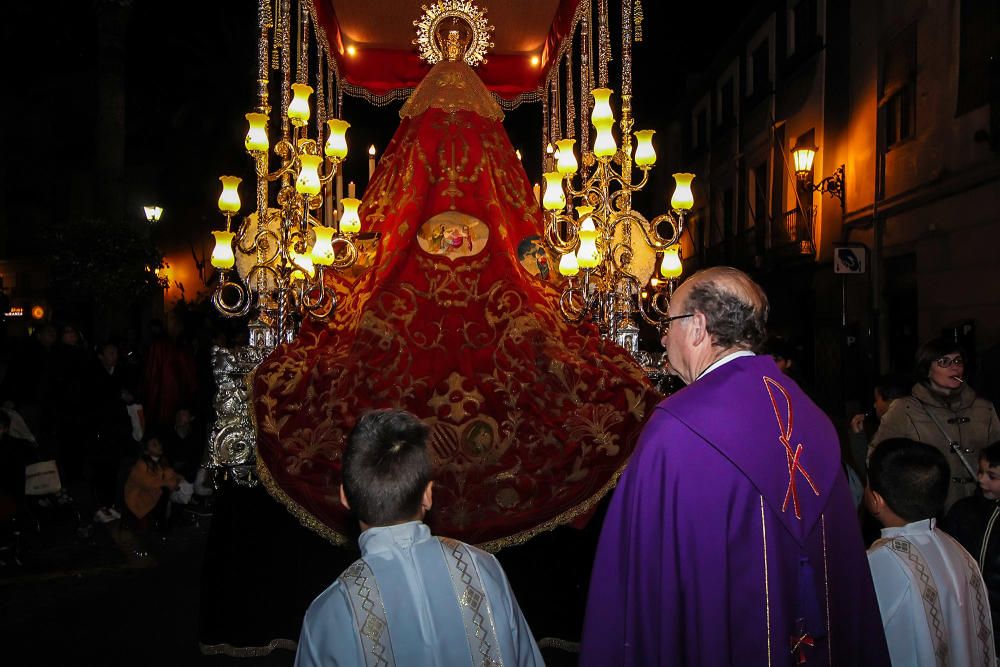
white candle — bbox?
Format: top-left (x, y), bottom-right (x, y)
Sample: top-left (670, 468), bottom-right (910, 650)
top-left (533, 183), bottom-right (540, 205)
top-left (368, 145), bottom-right (376, 181)
top-left (348, 181), bottom-right (356, 199)
top-left (336, 170), bottom-right (344, 214)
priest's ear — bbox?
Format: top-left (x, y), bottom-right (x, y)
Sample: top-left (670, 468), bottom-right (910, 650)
top-left (339, 484), bottom-right (351, 510)
top-left (689, 311), bottom-right (709, 347)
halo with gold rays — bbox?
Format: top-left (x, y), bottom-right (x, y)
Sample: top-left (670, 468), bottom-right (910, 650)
top-left (412, 0), bottom-right (495, 67)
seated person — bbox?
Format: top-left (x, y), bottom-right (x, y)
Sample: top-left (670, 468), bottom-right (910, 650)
top-left (162, 406), bottom-right (204, 482)
top-left (123, 433), bottom-right (180, 531)
top-left (866, 438), bottom-right (996, 666)
top-left (0, 410), bottom-right (37, 520)
top-left (294, 409), bottom-right (543, 667)
top-left (943, 440), bottom-right (1000, 654)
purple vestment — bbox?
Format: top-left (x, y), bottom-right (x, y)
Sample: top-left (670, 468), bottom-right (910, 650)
top-left (581, 355), bottom-right (889, 666)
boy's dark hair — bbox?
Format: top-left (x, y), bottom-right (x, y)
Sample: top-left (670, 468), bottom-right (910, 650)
top-left (342, 409), bottom-right (431, 526)
top-left (979, 441), bottom-right (1000, 468)
top-left (868, 438), bottom-right (950, 521)
top-left (875, 374), bottom-right (910, 402)
top-left (914, 337), bottom-right (965, 384)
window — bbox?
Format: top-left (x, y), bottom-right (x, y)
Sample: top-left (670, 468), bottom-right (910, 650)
top-left (956, 0), bottom-right (998, 115)
top-left (791, 0), bottom-right (818, 56)
top-left (692, 101), bottom-right (709, 151)
top-left (750, 40), bottom-right (771, 97)
top-left (719, 77), bottom-right (735, 127)
top-left (749, 162), bottom-right (768, 229)
top-left (880, 28), bottom-right (916, 149)
top-left (723, 188), bottom-right (735, 238)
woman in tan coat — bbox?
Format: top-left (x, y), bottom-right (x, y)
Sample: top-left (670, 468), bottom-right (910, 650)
top-left (872, 337), bottom-right (1000, 510)
top-left (124, 434), bottom-right (180, 529)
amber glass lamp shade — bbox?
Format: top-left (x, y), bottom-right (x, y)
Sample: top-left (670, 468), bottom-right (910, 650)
top-left (558, 251), bottom-right (580, 276)
top-left (296, 155), bottom-right (323, 195)
top-left (593, 120), bottom-right (617, 158)
top-left (288, 84), bottom-right (313, 127)
top-left (340, 197), bottom-right (362, 234)
top-left (555, 139), bottom-right (578, 175)
top-left (211, 231), bottom-right (236, 269)
top-left (633, 130), bottom-right (656, 167)
top-left (670, 173), bottom-right (696, 210)
top-left (791, 144), bottom-right (817, 177)
top-left (576, 206), bottom-right (596, 240)
top-left (660, 245), bottom-right (683, 279)
top-left (577, 235), bottom-right (600, 269)
top-left (542, 172), bottom-right (566, 211)
top-left (143, 205), bottom-right (163, 223)
top-left (245, 113), bottom-right (269, 153)
top-left (591, 88), bottom-right (614, 125)
top-left (289, 247), bottom-right (315, 280)
top-left (218, 176), bottom-right (242, 213)
top-left (310, 226), bottom-right (336, 266)
top-left (325, 119), bottom-right (350, 159)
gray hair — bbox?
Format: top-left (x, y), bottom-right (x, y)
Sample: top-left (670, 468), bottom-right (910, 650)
top-left (683, 267), bottom-right (769, 350)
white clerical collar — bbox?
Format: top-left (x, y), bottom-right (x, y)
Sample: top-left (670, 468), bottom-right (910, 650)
top-left (697, 350), bottom-right (755, 380)
top-left (359, 520), bottom-right (432, 555)
top-left (880, 518), bottom-right (936, 539)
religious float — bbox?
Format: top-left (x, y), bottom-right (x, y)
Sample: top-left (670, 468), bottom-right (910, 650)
top-left (200, 0), bottom-right (696, 657)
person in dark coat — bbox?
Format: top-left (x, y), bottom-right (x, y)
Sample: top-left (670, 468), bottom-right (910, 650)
top-left (943, 440), bottom-right (1000, 654)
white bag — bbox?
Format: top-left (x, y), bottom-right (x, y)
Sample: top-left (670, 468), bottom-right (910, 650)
top-left (127, 403), bottom-right (145, 442)
top-left (170, 479), bottom-right (194, 505)
top-left (25, 460), bottom-right (62, 496)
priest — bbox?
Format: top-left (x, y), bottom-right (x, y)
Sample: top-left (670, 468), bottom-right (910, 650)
top-left (580, 267), bottom-right (890, 666)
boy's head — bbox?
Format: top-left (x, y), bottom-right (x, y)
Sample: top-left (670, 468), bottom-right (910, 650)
top-left (873, 374), bottom-right (910, 418)
top-left (341, 409), bottom-right (432, 528)
top-left (978, 442), bottom-right (1000, 500)
top-left (143, 433), bottom-right (164, 459)
top-left (866, 438), bottom-right (950, 524)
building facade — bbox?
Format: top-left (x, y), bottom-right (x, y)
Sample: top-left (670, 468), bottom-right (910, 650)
top-left (669, 0), bottom-right (1000, 412)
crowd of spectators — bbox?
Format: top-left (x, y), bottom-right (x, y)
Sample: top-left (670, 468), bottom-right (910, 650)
top-left (0, 318), bottom-right (223, 559)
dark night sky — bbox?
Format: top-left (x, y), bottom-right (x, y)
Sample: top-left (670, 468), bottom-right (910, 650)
top-left (0, 1), bottom-right (752, 267)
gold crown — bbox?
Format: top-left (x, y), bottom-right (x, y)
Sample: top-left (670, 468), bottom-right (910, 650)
top-left (413, 0), bottom-right (494, 67)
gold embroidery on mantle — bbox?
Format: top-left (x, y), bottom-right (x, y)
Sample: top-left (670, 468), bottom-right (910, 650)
top-left (400, 61), bottom-right (503, 122)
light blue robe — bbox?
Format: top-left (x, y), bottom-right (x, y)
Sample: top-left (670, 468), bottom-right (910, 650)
top-left (295, 521), bottom-right (544, 666)
top-left (868, 518), bottom-right (996, 666)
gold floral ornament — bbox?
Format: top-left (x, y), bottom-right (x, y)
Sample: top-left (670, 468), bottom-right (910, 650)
top-left (413, 0), bottom-right (495, 67)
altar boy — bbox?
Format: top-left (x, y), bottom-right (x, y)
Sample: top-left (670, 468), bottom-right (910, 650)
top-left (294, 409), bottom-right (543, 667)
top-left (866, 438), bottom-right (995, 666)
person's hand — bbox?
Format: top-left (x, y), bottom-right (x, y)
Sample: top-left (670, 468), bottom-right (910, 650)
top-left (850, 413), bottom-right (865, 434)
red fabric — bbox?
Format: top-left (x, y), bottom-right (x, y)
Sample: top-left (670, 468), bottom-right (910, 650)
top-left (253, 101), bottom-right (660, 548)
top-left (143, 339), bottom-right (198, 430)
top-left (313, 0), bottom-right (583, 100)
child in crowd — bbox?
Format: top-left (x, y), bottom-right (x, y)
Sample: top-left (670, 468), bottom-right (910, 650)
top-left (294, 409), bottom-right (543, 667)
top-left (849, 374), bottom-right (910, 479)
top-left (866, 438), bottom-right (996, 666)
top-left (123, 433), bottom-right (180, 532)
top-left (943, 440), bottom-right (1000, 655)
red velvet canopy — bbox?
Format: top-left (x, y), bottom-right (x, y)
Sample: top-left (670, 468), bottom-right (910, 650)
top-left (312, 0), bottom-right (583, 100)
top-left (252, 61), bottom-right (660, 550)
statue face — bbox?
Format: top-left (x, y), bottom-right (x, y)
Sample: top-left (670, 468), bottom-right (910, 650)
top-left (434, 18), bottom-right (472, 61)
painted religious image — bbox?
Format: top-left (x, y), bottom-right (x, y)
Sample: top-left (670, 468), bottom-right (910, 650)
top-left (417, 211), bottom-right (489, 258)
top-left (516, 235), bottom-right (553, 281)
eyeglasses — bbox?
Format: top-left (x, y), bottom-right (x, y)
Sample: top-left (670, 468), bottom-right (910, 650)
top-left (935, 356), bottom-right (965, 368)
top-left (660, 313), bottom-right (694, 332)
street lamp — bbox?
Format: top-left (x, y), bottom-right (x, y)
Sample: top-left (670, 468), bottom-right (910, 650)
top-left (143, 205), bottom-right (163, 223)
top-left (791, 143), bottom-right (845, 206)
